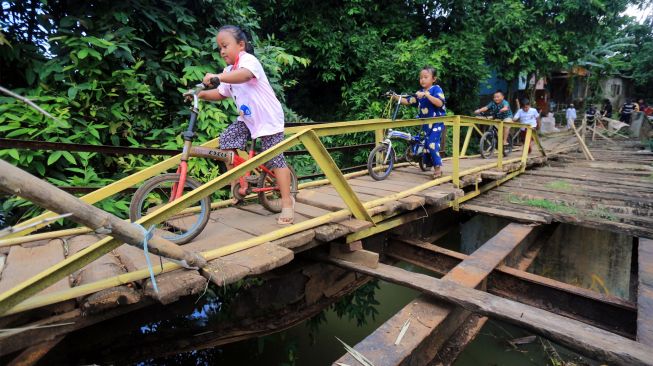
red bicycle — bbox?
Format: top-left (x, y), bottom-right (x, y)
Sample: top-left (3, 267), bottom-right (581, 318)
top-left (129, 82), bottom-right (298, 244)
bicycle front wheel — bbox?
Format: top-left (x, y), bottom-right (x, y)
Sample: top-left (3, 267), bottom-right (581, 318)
top-left (367, 144), bottom-right (395, 181)
top-left (258, 166), bottom-right (299, 213)
top-left (479, 131), bottom-right (496, 159)
top-left (129, 173), bottom-right (211, 244)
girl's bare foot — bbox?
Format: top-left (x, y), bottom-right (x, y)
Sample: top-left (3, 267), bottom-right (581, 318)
top-left (277, 197), bottom-right (295, 225)
top-left (432, 166), bottom-right (442, 179)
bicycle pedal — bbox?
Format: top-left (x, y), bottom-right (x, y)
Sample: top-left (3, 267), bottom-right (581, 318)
top-left (245, 175), bottom-right (260, 184)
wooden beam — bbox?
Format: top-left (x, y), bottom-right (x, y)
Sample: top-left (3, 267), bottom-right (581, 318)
top-left (334, 223), bottom-right (537, 366)
top-left (388, 238), bottom-right (636, 337)
top-left (326, 258), bottom-right (652, 366)
top-left (7, 335), bottom-right (64, 366)
top-left (638, 238), bottom-right (653, 346)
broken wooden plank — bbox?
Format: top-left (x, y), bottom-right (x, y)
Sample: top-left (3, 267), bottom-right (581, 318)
top-left (329, 244), bottom-right (379, 269)
top-left (460, 203), bottom-right (551, 224)
top-left (7, 335), bottom-right (65, 366)
top-left (327, 259), bottom-right (653, 366)
top-left (201, 243), bottom-right (294, 286)
top-left (335, 223), bottom-right (537, 366)
top-left (387, 237), bottom-right (637, 337)
top-left (0, 241), bottom-right (73, 313)
top-left (638, 238), bottom-right (653, 346)
top-left (314, 224), bottom-right (350, 242)
top-left (67, 235), bottom-right (141, 314)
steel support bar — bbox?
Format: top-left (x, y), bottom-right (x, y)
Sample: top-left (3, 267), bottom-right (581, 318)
top-left (452, 115), bottom-right (461, 188)
top-left (387, 238), bottom-right (637, 337)
top-left (497, 120), bottom-right (504, 169)
top-left (460, 125), bottom-right (473, 157)
top-left (299, 130), bottom-right (373, 223)
top-left (532, 131), bottom-right (547, 157)
top-left (520, 128), bottom-right (533, 172)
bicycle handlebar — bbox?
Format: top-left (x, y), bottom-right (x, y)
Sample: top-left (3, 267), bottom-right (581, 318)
top-left (382, 91), bottom-right (416, 98)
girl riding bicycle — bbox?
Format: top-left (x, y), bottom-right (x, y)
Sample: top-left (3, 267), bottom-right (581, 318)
top-left (198, 25), bottom-right (294, 225)
top-left (393, 66), bottom-right (446, 178)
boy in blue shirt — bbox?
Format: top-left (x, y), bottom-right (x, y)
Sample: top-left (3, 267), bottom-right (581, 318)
top-left (475, 90), bottom-right (514, 145)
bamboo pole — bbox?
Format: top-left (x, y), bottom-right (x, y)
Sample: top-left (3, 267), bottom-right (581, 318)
top-left (0, 160), bottom-right (206, 268)
top-left (570, 123), bottom-right (595, 161)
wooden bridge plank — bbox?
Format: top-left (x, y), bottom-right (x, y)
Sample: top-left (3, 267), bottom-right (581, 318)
top-left (67, 235), bottom-right (141, 313)
top-left (460, 204), bottom-right (553, 224)
top-left (524, 170), bottom-right (653, 191)
top-left (348, 177), bottom-right (409, 193)
top-left (296, 189), bottom-right (347, 211)
top-left (0, 241), bottom-right (72, 308)
top-left (315, 186), bottom-right (380, 202)
top-left (334, 223), bottom-right (536, 366)
top-left (201, 242), bottom-right (294, 286)
top-left (637, 238), bottom-right (653, 346)
top-left (472, 193), bottom-right (653, 237)
top-left (328, 259), bottom-right (653, 366)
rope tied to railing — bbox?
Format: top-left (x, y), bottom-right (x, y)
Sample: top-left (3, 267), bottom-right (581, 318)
top-left (134, 223), bottom-right (159, 294)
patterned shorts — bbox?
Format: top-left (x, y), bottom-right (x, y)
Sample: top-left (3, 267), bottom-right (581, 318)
top-left (219, 120), bottom-right (287, 169)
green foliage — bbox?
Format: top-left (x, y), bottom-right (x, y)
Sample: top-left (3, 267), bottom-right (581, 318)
top-left (0, 0), bottom-right (307, 224)
top-left (508, 194), bottom-right (578, 215)
top-left (332, 280), bottom-right (380, 326)
top-left (1, 0), bottom-right (650, 227)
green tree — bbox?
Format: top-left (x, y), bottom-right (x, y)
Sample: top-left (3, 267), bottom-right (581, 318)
top-left (0, 0), bottom-right (307, 223)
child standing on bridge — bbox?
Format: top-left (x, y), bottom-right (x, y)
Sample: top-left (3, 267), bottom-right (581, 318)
top-left (198, 25), bottom-right (294, 225)
top-left (394, 66), bottom-right (446, 178)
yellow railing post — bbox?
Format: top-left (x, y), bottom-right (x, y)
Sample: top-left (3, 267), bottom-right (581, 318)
top-left (460, 126), bottom-right (473, 157)
top-left (532, 131), bottom-right (547, 157)
top-left (299, 130), bottom-right (374, 223)
top-left (375, 128), bottom-right (384, 145)
top-left (520, 128), bottom-right (533, 172)
top-left (497, 121), bottom-right (504, 169)
top-left (452, 115), bottom-right (461, 188)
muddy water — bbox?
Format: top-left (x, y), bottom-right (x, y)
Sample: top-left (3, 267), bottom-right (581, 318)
top-left (40, 215), bottom-right (630, 365)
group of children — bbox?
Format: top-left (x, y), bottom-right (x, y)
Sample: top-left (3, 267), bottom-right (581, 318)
top-left (197, 25), bottom-right (454, 225)
top-left (198, 25), bottom-right (542, 225)
top-left (474, 90), bottom-right (540, 145)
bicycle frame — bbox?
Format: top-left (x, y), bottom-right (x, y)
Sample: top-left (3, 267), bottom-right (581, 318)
top-left (169, 84), bottom-right (280, 201)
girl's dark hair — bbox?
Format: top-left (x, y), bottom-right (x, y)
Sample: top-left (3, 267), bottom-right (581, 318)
top-left (421, 65), bottom-right (437, 78)
top-left (218, 25), bottom-right (255, 54)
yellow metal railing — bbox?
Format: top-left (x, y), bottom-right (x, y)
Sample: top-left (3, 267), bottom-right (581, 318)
top-left (0, 116), bottom-right (544, 315)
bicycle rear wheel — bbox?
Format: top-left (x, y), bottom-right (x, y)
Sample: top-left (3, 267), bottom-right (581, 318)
top-left (367, 144), bottom-right (395, 181)
top-left (257, 166), bottom-right (299, 213)
top-left (129, 173), bottom-right (211, 244)
top-left (505, 131), bottom-right (517, 156)
top-left (479, 131), bottom-right (496, 159)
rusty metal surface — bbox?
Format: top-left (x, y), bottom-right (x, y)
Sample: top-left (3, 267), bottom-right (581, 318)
top-left (388, 238), bottom-right (637, 337)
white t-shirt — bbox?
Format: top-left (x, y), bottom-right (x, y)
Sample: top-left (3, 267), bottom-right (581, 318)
top-left (566, 108), bottom-right (577, 120)
top-left (513, 108), bottom-right (539, 128)
top-left (217, 52), bottom-right (285, 138)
